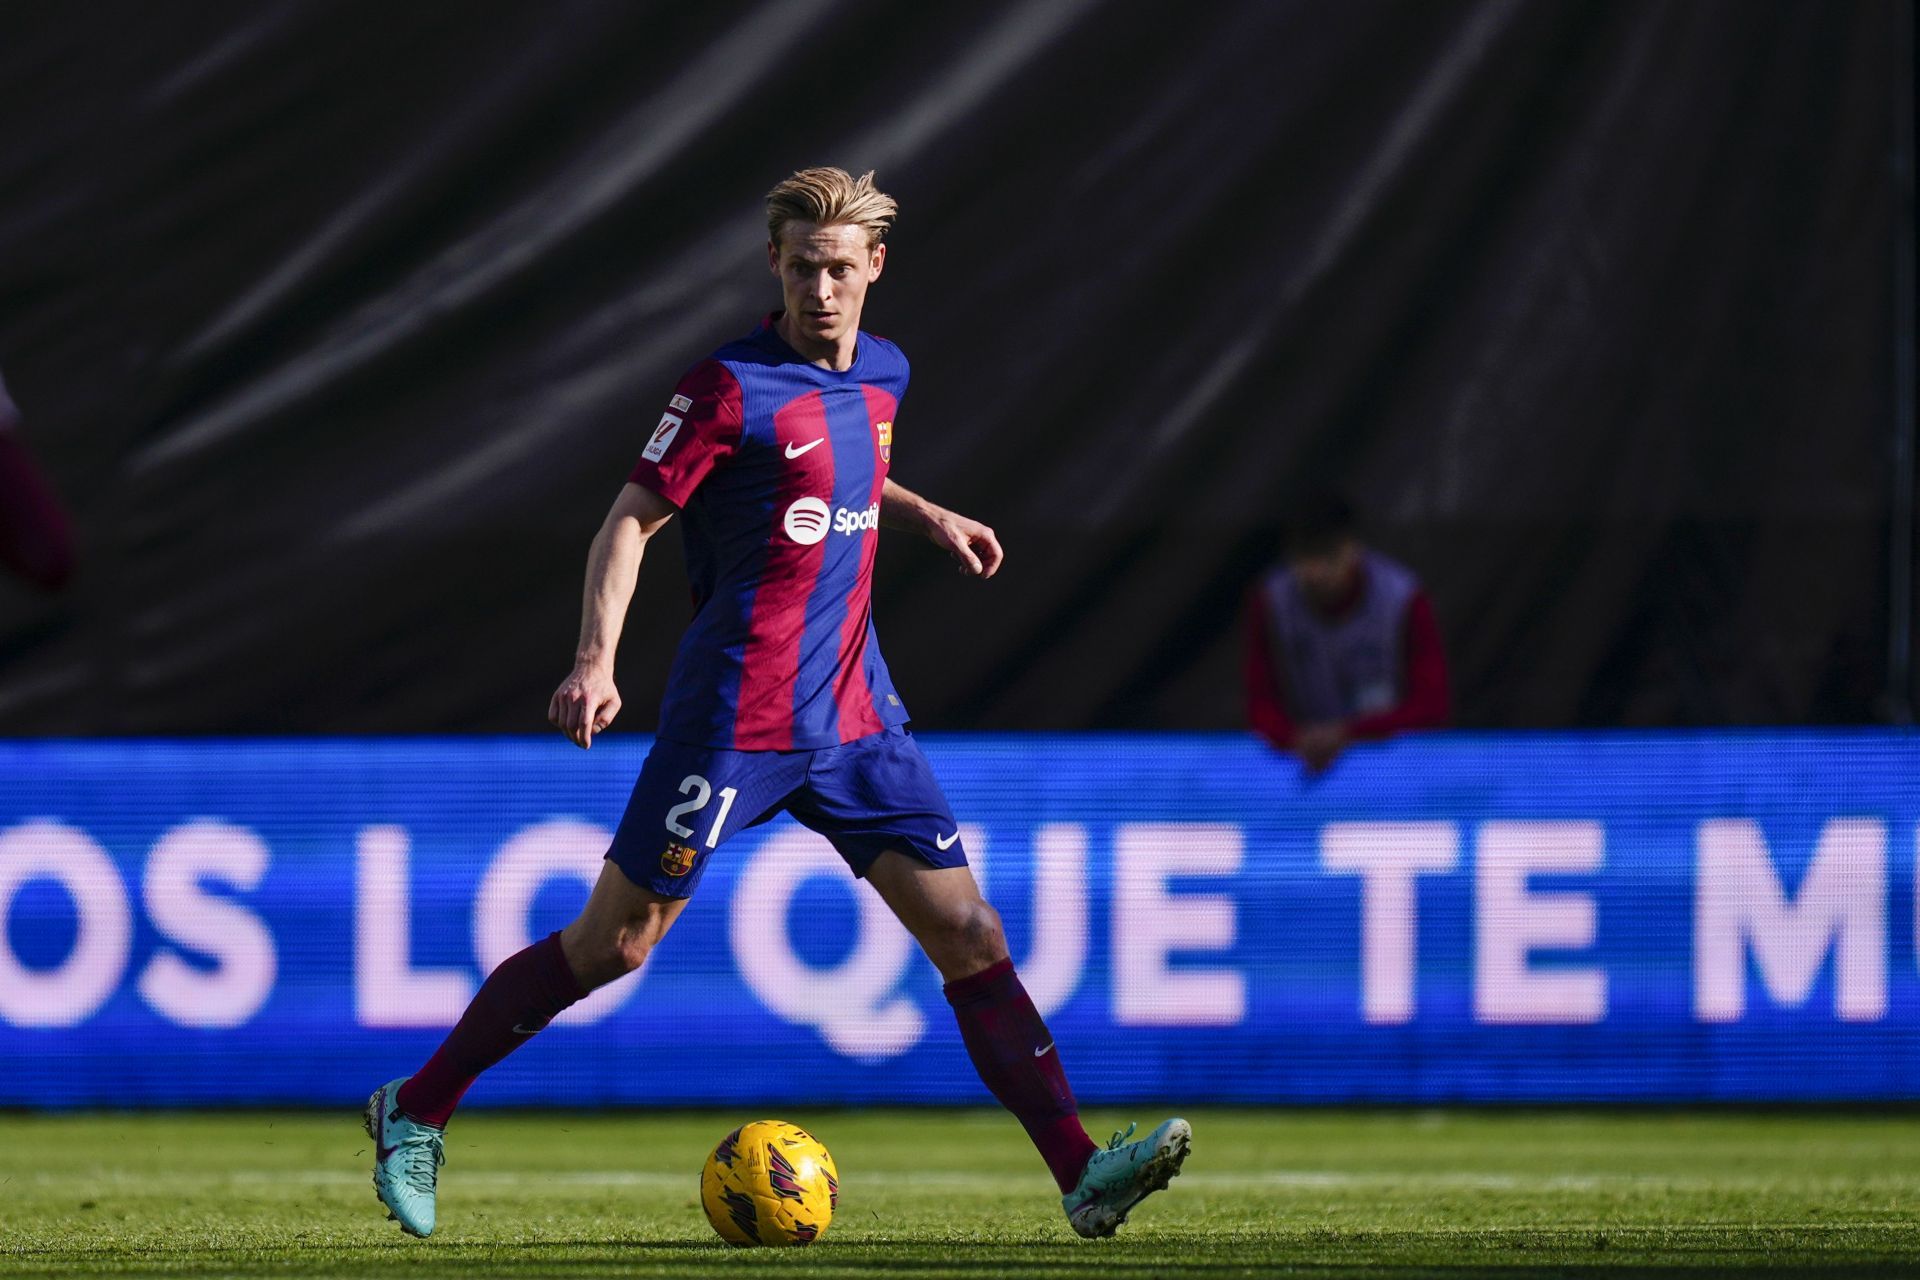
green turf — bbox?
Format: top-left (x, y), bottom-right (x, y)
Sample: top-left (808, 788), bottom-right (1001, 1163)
top-left (1, 1108), bottom-right (1916, 1278)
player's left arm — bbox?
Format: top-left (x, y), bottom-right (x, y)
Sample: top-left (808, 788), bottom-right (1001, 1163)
top-left (880, 477), bottom-right (1003, 578)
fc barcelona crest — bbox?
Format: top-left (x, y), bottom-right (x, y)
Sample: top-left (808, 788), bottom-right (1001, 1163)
top-left (875, 419), bottom-right (892, 464)
top-left (661, 842), bottom-right (698, 877)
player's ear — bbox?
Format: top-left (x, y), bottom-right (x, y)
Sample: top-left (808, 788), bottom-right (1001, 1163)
top-left (868, 241), bottom-right (886, 281)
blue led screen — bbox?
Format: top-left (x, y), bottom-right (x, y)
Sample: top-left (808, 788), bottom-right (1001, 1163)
top-left (1, 732), bottom-right (1915, 1107)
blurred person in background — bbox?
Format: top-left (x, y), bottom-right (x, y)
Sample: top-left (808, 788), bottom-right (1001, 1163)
top-left (0, 368), bottom-right (76, 591)
top-left (1244, 492), bottom-right (1448, 771)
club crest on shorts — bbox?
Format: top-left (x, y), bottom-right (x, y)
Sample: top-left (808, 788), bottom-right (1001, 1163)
top-left (875, 419), bottom-right (892, 464)
top-left (660, 841), bottom-right (698, 877)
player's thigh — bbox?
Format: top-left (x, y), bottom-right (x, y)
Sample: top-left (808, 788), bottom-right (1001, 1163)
top-left (791, 728), bottom-right (1004, 976)
top-left (788, 726), bottom-right (969, 877)
top-left (863, 851), bottom-right (999, 942)
top-left (606, 736), bottom-right (805, 898)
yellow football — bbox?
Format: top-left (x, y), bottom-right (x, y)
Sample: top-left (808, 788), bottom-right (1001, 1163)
top-left (699, 1119), bottom-right (838, 1247)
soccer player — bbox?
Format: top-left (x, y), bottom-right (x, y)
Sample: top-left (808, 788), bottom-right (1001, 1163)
top-left (367, 168), bottom-right (1189, 1240)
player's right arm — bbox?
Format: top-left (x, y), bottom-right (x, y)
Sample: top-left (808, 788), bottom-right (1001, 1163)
top-left (551, 360), bottom-right (743, 749)
top-left (548, 482), bottom-right (677, 749)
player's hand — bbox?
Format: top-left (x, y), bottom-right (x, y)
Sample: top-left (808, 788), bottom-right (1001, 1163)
top-left (1296, 722), bottom-right (1348, 773)
top-left (549, 665), bottom-right (622, 750)
top-left (928, 510), bottom-right (1003, 578)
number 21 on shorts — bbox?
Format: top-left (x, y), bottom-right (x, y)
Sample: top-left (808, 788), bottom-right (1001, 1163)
top-left (664, 774), bottom-right (739, 848)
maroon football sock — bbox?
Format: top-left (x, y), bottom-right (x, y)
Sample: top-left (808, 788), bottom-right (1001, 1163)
top-left (943, 958), bottom-right (1098, 1192)
top-left (396, 931), bottom-right (586, 1128)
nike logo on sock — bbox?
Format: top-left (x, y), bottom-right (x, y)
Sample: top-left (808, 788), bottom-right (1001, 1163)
top-left (511, 1021), bottom-right (546, 1035)
top-left (1034, 1042), bottom-right (1055, 1058)
top-left (935, 831), bottom-right (960, 851)
top-left (784, 439), bottom-right (824, 459)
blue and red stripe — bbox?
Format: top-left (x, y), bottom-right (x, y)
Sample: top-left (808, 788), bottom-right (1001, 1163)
top-left (829, 385), bottom-right (897, 740)
top-left (733, 391), bottom-right (834, 750)
top-left (788, 389), bottom-right (878, 744)
top-left (642, 316), bottom-right (912, 751)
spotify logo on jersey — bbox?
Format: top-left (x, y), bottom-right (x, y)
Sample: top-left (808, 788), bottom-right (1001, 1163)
top-left (783, 497), bottom-right (832, 545)
top-left (784, 497), bottom-right (880, 545)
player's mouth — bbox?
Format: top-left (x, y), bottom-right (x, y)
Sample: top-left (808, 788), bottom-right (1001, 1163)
top-left (805, 311), bottom-right (836, 326)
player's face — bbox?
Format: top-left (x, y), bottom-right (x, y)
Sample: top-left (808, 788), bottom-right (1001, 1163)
top-left (1290, 539), bottom-right (1362, 610)
top-left (768, 222), bottom-right (885, 351)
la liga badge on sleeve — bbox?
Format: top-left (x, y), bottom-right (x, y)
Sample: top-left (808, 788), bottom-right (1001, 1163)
top-left (875, 419), bottom-right (892, 463)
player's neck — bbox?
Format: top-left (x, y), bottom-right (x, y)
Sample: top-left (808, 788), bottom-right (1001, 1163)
top-left (774, 311), bottom-right (859, 372)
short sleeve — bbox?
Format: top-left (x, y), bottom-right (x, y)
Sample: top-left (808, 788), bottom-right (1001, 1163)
top-left (627, 360), bottom-right (743, 507)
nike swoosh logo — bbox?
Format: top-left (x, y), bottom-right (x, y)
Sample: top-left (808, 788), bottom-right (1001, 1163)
top-left (511, 1021), bottom-right (546, 1035)
top-left (1034, 1042), bottom-right (1054, 1058)
top-left (785, 439), bottom-right (824, 459)
top-left (935, 831), bottom-right (959, 851)
top-left (376, 1101), bottom-right (397, 1162)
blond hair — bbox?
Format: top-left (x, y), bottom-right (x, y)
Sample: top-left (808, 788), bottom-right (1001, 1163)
top-left (766, 167), bottom-right (898, 249)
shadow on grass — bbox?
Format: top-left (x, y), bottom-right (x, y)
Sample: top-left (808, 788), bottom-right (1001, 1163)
top-left (11, 1235), bottom-right (1920, 1280)
top-left (15, 1263), bottom-right (1920, 1279)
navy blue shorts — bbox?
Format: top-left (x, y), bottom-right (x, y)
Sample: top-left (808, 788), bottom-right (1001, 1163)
top-left (607, 725), bottom-right (967, 898)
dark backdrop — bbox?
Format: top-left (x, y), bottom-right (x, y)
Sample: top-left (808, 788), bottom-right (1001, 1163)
top-left (0, 0), bottom-right (1906, 735)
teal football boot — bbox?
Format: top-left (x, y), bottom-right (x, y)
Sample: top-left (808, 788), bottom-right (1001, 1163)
top-left (364, 1077), bottom-right (445, 1237)
top-left (1062, 1117), bottom-right (1191, 1238)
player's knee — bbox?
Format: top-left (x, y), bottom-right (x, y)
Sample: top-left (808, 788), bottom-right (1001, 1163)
top-left (947, 898), bottom-right (1005, 966)
top-left (563, 920), bottom-right (653, 988)
top-left (577, 922), bottom-right (653, 983)
top-left (610, 929), bottom-right (654, 975)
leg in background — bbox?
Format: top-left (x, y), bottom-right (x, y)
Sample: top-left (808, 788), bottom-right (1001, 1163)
top-left (0, 432), bottom-right (76, 590)
top-left (864, 851), bottom-right (1098, 1192)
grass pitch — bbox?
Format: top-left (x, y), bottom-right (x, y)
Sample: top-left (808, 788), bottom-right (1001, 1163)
top-left (1, 1108), bottom-right (1915, 1277)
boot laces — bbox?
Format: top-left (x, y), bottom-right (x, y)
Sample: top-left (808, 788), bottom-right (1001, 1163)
top-left (399, 1129), bottom-right (445, 1195)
